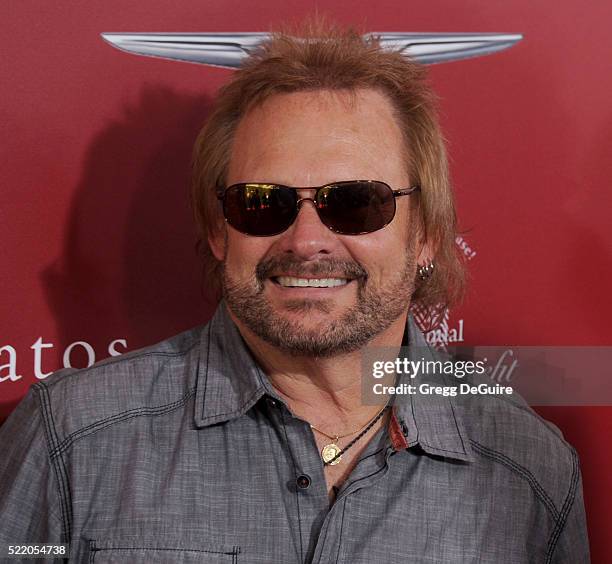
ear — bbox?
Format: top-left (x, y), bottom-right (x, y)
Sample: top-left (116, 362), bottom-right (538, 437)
top-left (417, 238), bottom-right (436, 266)
top-left (207, 226), bottom-right (227, 262)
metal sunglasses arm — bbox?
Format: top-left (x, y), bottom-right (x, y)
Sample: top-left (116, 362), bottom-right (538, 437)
top-left (392, 185), bottom-right (421, 197)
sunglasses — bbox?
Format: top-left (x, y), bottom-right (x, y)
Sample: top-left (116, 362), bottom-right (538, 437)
top-left (216, 180), bottom-right (420, 236)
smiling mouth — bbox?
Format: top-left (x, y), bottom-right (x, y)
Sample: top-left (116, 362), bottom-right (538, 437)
top-left (271, 276), bottom-right (351, 288)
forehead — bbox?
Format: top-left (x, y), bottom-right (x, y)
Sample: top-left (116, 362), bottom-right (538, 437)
top-left (227, 88), bottom-right (409, 186)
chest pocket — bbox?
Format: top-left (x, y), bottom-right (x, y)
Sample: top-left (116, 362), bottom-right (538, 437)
top-left (87, 538), bottom-right (240, 563)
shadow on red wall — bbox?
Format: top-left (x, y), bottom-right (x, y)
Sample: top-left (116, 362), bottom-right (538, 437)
top-left (41, 85), bottom-right (219, 366)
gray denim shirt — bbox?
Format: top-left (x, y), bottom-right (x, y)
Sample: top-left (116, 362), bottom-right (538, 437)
top-left (0, 302), bottom-right (590, 563)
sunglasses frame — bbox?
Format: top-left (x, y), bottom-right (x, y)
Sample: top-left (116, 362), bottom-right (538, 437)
top-left (216, 180), bottom-right (421, 236)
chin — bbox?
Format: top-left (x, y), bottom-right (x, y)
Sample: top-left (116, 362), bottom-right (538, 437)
top-left (273, 294), bottom-right (361, 321)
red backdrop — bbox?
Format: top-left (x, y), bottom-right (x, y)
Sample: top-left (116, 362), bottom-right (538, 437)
top-left (2, 1), bottom-right (611, 560)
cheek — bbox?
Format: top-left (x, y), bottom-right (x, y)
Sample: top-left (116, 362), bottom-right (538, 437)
top-left (392, 199), bottom-right (415, 236)
top-left (346, 231), bottom-right (410, 282)
top-left (225, 232), bottom-right (272, 275)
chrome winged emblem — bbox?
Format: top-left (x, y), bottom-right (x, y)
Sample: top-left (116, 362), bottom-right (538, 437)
top-left (100, 32), bottom-right (522, 68)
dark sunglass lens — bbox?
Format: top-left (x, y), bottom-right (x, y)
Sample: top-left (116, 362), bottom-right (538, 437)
top-left (317, 181), bottom-right (395, 234)
top-left (224, 184), bottom-right (296, 236)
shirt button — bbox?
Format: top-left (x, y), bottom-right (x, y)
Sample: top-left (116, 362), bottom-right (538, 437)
top-left (296, 474), bottom-right (311, 490)
top-left (266, 397), bottom-right (277, 408)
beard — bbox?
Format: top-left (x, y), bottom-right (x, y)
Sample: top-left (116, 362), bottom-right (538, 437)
top-left (222, 246), bottom-right (418, 358)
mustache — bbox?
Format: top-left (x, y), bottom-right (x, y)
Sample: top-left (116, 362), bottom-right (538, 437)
top-left (255, 255), bottom-right (368, 283)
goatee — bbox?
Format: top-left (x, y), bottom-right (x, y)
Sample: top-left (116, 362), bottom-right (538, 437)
top-left (222, 250), bottom-right (417, 358)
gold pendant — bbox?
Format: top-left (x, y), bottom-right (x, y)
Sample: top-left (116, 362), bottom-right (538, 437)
top-left (321, 443), bottom-right (342, 465)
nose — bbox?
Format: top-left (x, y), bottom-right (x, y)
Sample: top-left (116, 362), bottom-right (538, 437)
top-left (276, 196), bottom-right (340, 260)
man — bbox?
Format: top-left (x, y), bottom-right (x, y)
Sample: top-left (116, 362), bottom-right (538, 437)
top-left (0, 23), bottom-right (589, 563)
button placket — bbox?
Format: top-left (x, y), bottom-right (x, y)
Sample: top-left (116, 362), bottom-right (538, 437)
top-left (296, 474), bottom-right (311, 490)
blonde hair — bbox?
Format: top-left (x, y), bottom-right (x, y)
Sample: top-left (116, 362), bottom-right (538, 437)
top-left (192, 20), bottom-right (465, 323)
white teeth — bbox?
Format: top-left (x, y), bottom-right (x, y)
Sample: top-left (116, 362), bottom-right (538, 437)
top-left (275, 276), bottom-right (349, 288)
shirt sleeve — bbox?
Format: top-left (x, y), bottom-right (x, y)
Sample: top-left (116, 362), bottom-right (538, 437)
top-left (0, 386), bottom-right (65, 554)
top-left (549, 462), bottom-right (591, 563)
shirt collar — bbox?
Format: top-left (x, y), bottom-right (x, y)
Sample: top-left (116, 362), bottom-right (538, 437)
top-left (194, 301), bottom-right (473, 462)
top-left (391, 316), bottom-right (474, 462)
top-left (193, 301), bottom-right (277, 427)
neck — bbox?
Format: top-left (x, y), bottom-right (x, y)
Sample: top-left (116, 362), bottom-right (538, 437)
top-left (227, 308), bottom-right (407, 432)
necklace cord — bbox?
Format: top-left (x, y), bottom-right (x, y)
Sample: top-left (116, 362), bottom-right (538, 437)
top-left (310, 402), bottom-right (388, 440)
top-left (322, 405), bottom-right (389, 466)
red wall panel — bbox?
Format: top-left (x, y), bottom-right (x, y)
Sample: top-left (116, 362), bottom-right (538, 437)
top-left (2, 1), bottom-right (610, 560)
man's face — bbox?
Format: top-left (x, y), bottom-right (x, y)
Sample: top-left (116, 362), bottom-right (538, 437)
top-left (209, 88), bottom-right (427, 356)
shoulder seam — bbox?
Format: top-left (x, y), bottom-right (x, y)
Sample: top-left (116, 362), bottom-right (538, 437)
top-left (48, 387), bottom-right (197, 459)
top-left (41, 340), bottom-right (200, 389)
top-left (545, 448), bottom-right (579, 563)
top-left (465, 392), bottom-right (574, 455)
top-left (33, 383), bottom-right (73, 544)
top-left (470, 439), bottom-right (559, 521)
